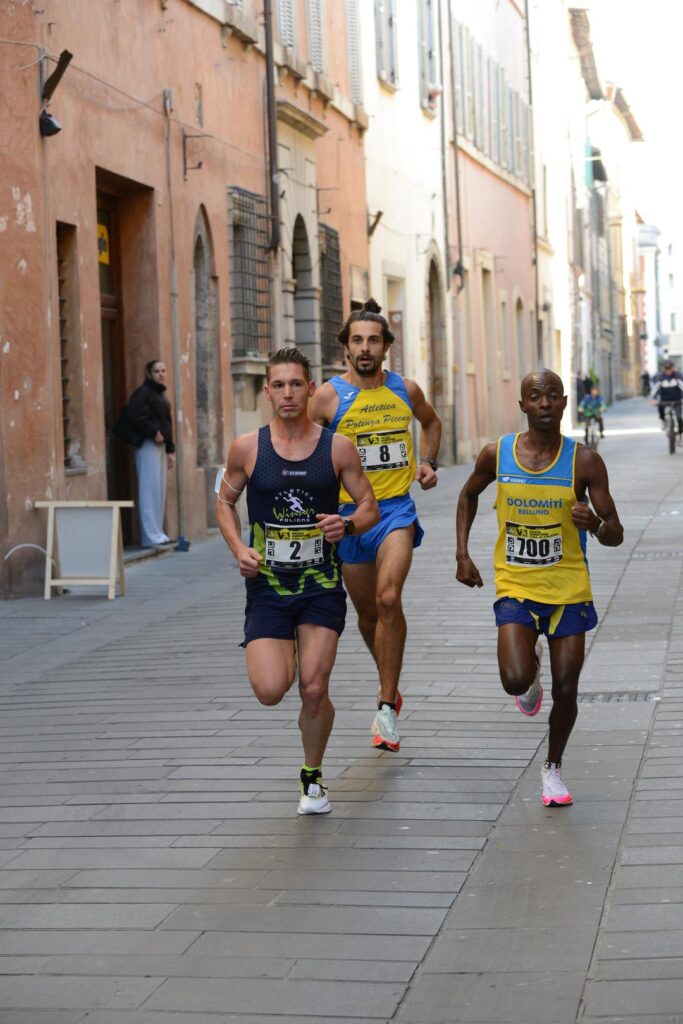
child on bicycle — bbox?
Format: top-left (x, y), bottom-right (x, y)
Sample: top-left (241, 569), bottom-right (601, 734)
top-left (578, 386), bottom-right (606, 443)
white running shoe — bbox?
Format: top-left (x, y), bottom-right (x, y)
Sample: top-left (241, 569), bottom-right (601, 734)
top-left (541, 760), bottom-right (573, 807)
top-left (371, 704), bottom-right (400, 752)
top-left (515, 638), bottom-right (543, 716)
top-left (297, 779), bottom-right (331, 815)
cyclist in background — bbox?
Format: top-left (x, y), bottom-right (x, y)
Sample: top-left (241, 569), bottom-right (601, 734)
top-left (651, 361), bottom-right (683, 439)
top-left (578, 385), bottom-right (606, 443)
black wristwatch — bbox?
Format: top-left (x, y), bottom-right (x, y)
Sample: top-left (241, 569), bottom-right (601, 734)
top-left (343, 518), bottom-right (356, 536)
top-left (421, 457), bottom-right (438, 471)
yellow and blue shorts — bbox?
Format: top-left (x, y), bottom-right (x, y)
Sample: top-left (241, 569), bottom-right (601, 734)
top-left (494, 597), bottom-right (598, 638)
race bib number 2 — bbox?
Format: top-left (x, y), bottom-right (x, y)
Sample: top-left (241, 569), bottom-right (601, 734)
top-left (357, 429), bottom-right (410, 472)
top-left (505, 522), bottom-right (563, 566)
top-left (265, 524), bottom-right (323, 569)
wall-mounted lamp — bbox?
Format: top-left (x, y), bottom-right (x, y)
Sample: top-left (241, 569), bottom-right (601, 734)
top-left (39, 110), bottom-right (62, 136)
top-left (39, 49), bottom-right (72, 138)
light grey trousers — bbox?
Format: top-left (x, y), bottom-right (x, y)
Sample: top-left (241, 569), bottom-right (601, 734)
top-left (135, 439), bottom-right (169, 546)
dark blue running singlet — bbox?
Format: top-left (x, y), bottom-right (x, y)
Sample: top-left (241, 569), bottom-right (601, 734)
top-left (246, 426), bottom-right (343, 598)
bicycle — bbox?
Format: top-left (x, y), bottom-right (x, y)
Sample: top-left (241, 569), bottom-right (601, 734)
top-left (662, 402), bottom-right (680, 455)
top-left (584, 416), bottom-right (600, 451)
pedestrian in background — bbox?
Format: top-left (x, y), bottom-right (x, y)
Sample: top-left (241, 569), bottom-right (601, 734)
top-left (126, 360), bottom-right (175, 547)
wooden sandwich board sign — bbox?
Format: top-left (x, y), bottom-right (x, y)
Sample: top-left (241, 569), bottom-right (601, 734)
top-left (34, 501), bottom-right (134, 600)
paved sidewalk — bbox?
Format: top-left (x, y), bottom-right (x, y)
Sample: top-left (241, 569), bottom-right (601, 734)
top-left (0, 397), bottom-right (681, 1023)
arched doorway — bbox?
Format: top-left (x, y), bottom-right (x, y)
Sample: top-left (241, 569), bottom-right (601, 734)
top-left (192, 209), bottom-right (221, 528)
top-left (292, 215), bottom-right (319, 377)
top-left (193, 209), bottom-right (220, 470)
top-left (427, 259), bottom-right (452, 462)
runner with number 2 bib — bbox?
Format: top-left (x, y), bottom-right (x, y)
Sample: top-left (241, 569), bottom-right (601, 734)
top-left (455, 370), bottom-right (623, 807)
top-left (310, 299), bottom-right (441, 753)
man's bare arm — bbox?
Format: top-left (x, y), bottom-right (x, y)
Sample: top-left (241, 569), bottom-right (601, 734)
top-left (215, 435), bottom-right (263, 577)
top-left (308, 381), bottom-right (338, 427)
top-left (316, 437), bottom-right (380, 544)
top-left (572, 448), bottom-right (623, 546)
top-left (405, 379), bottom-right (442, 491)
top-left (455, 443), bottom-right (498, 588)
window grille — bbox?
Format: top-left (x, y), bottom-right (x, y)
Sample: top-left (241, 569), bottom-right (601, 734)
top-left (319, 224), bottom-right (343, 368)
top-left (278, 0), bottom-right (295, 48)
top-left (56, 223), bottom-right (85, 469)
top-left (308, 0), bottom-right (324, 72)
top-left (228, 188), bottom-right (272, 359)
top-left (346, 0), bottom-right (363, 104)
top-left (375, 0), bottom-right (398, 87)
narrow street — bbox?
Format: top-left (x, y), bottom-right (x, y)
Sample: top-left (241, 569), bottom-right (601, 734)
top-left (0, 396), bottom-right (681, 1023)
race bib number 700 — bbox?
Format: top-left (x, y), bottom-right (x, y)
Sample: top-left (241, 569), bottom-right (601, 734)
top-left (265, 524), bottom-right (324, 569)
top-left (505, 522), bottom-right (563, 566)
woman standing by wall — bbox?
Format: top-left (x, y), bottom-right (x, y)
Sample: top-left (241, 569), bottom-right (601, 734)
top-left (126, 360), bottom-right (175, 546)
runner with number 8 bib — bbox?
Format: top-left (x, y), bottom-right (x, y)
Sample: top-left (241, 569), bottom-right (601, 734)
top-left (310, 299), bottom-right (442, 753)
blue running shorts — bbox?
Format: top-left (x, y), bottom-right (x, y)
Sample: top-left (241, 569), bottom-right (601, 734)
top-left (493, 597), bottom-right (598, 638)
top-left (337, 493), bottom-right (424, 564)
top-left (242, 588), bottom-right (347, 646)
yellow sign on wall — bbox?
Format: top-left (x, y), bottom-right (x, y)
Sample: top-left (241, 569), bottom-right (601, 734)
top-left (97, 224), bottom-right (110, 265)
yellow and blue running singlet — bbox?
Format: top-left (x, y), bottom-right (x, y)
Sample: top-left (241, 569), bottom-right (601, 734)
top-left (328, 371), bottom-right (416, 502)
top-left (494, 433), bottom-right (592, 605)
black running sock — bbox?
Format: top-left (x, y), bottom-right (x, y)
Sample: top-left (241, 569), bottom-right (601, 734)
top-left (377, 700), bottom-right (397, 712)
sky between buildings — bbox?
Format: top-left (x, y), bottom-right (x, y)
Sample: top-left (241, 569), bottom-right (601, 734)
top-left (587, 0), bottom-right (683, 234)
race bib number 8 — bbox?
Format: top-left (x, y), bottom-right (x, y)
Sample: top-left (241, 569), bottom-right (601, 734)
top-left (265, 524), bottom-right (324, 569)
top-left (357, 429), bottom-right (410, 472)
top-left (505, 522), bottom-right (563, 566)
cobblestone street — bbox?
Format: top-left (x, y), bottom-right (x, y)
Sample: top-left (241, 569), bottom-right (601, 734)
top-left (0, 397), bottom-right (682, 1023)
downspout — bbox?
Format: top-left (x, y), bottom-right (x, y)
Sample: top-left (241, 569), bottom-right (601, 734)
top-left (446, 1), bottom-right (464, 292)
top-left (523, 0), bottom-right (541, 364)
top-left (437, 0), bottom-right (456, 462)
top-left (163, 89), bottom-right (185, 540)
top-left (263, 0), bottom-right (280, 252)
top-left (446, 0), bottom-right (467, 457)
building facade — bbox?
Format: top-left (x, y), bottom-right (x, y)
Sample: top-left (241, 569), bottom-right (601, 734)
top-left (0, 0), bottom-right (368, 596)
top-left (360, 0), bottom-right (455, 461)
top-left (446, 0), bottom-right (536, 459)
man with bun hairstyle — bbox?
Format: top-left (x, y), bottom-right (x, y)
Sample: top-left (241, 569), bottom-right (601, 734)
top-left (455, 370), bottom-right (623, 807)
top-left (310, 299), bottom-right (441, 752)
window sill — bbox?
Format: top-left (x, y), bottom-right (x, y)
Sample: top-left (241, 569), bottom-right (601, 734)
top-left (65, 466), bottom-right (88, 477)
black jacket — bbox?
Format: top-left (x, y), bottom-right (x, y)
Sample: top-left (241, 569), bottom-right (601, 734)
top-left (123, 379), bottom-right (175, 453)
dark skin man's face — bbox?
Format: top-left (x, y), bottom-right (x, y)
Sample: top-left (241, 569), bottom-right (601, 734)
top-left (519, 372), bottom-right (567, 432)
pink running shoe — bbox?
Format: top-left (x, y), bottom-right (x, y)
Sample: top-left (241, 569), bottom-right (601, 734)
top-left (541, 760), bottom-right (573, 807)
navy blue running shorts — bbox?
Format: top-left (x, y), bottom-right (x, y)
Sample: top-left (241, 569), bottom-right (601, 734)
top-left (493, 597), bottom-right (598, 638)
top-left (337, 494), bottom-right (424, 564)
top-left (242, 588), bottom-right (347, 646)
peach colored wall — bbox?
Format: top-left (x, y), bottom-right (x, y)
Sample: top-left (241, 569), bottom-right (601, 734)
top-left (0, 0), bottom-right (368, 596)
top-left (452, 151), bottom-right (534, 452)
top-left (0, 0), bottom-right (268, 593)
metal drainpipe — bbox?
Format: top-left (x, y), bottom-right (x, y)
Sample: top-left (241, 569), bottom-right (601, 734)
top-left (446, 2), bottom-right (464, 293)
top-left (437, 0), bottom-right (456, 462)
top-left (523, 0), bottom-right (542, 365)
top-left (163, 94), bottom-right (185, 539)
top-left (264, 0), bottom-right (280, 252)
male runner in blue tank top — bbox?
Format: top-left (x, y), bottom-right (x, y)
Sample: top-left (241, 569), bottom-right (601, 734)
top-left (456, 370), bottom-right (623, 806)
top-left (216, 348), bottom-right (378, 816)
top-left (310, 299), bottom-right (441, 753)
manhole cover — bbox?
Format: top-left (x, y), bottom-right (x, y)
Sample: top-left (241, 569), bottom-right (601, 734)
top-left (579, 692), bottom-right (657, 703)
top-left (631, 551), bottom-right (683, 560)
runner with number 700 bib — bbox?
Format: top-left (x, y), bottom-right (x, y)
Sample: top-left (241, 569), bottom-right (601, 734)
top-left (455, 370), bottom-right (623, 809)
